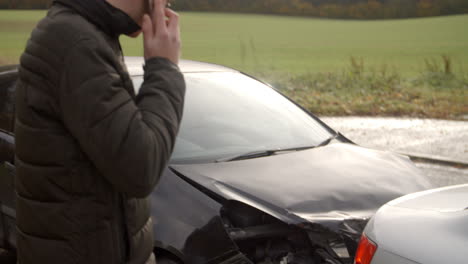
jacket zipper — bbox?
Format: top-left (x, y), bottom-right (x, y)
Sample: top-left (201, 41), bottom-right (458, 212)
top-left (115, 42), bottom-right (132, 264)
top-left (118, 193), bottom-right (130, 263)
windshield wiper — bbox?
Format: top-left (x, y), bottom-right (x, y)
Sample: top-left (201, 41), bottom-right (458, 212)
top-left (216, 133), bottom-right (339, 163)
top-left (316, 132), bottom-right (339, 148)
top-left (215, 149), bottom-right (279, 163)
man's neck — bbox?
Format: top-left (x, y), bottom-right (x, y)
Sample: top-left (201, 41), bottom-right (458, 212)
top-left (106, 0), bottom-right (140, 24)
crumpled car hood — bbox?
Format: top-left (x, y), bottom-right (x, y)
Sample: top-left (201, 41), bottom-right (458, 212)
top-left (171, 143), bottom-right (432, 227)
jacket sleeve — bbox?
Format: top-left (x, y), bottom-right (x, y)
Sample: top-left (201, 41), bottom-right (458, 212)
top-left (59, 38), bottom-right (185, 198)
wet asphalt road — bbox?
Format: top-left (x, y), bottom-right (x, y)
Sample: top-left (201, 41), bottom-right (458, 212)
top-left (321, 117), bottom-right (468, 188)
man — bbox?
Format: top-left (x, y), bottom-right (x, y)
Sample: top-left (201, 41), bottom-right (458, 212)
top-left (14, 0), bottom-right (185, 263)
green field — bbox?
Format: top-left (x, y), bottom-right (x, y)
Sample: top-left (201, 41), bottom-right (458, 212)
top-left (1, 10), bottom-right (468, 74)
top-left (0, 10), bottom-right (467, 118)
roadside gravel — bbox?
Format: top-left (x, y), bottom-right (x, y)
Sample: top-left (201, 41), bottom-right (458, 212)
top-left (321, 117), bottom-right (468, 187)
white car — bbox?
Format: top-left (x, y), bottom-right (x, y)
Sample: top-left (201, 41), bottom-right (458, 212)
top-left (354, 184), bottom-right (468, 264)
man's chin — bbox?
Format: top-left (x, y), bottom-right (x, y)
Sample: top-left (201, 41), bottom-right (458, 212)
top-left (127, 30), bottom-right (142, 38)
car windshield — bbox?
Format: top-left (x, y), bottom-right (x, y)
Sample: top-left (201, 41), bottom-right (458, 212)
top-left (132, 71), bottom-right (332, 163)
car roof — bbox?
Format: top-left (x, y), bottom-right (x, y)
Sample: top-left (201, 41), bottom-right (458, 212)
top-left (0, 58), bottom-right (238, 77)
top-left (124, 57), bottom-right (238, 76)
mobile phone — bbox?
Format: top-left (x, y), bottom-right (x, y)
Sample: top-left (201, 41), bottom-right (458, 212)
top-left (147, 0), bottom-right (153, 13)
top-left (146, 0), bottom-right (173, 14)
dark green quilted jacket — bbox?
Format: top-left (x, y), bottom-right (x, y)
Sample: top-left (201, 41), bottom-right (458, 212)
top-left (14, 0), bottom-right (185, 263)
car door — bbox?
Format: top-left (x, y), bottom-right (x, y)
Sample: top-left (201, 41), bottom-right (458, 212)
top-left (0, 66), bottom-right (17, 252)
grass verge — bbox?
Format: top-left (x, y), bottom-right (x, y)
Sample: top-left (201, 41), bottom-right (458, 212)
top-left (256, 56), bottom-right (467, 119)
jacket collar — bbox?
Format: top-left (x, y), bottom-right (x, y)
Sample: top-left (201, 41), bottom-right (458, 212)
top-left (53, 0), bottom-right (141, 37)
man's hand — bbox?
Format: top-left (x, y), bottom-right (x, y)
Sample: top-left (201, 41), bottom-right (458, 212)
top-left (142, 0), bottom-right (181, 65)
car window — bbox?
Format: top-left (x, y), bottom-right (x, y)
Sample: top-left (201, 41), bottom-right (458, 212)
top-left (133, 72), bottom-right (332, 163)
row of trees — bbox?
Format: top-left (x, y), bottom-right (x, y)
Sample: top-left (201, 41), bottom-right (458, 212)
top-left (175, 0), bottom-right (468, 19)
top-left (1, 0), bottom-right (467, 19)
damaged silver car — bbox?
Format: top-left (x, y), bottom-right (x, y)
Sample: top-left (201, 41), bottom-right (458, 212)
top-left (0, 59), bottom-right (432, 264)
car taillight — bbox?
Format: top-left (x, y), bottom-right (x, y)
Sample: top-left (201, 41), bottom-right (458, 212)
top-left (354, 234), bottom-right (378, 264)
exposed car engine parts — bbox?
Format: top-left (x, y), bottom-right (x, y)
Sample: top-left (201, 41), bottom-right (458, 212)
top-left (221, 201), bottom-right (354, 264)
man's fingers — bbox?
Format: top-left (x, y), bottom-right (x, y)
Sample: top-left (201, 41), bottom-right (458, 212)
top-left (165, 8), bottom-right (179, 32)
top-left (143, 0), bottom-right (181, 64)
top-left (150, 0), bottom-right (157, 20)
top-left (153, 0), bottom-right (167, 34)
top-left (141, 14), bottom-right (153, 40)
